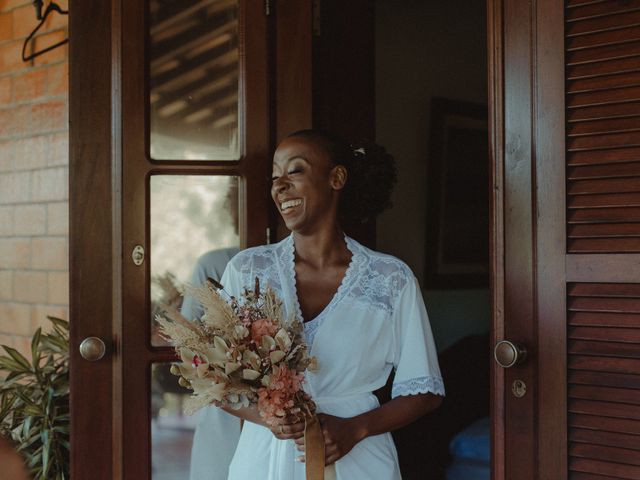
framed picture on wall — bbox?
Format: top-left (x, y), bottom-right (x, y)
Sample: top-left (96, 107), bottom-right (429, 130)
top-left (425, 97), bottom-right (489, 289)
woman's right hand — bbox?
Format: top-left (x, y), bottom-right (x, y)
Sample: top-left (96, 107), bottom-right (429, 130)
top-left (269, 414), bottom-right (306, 441)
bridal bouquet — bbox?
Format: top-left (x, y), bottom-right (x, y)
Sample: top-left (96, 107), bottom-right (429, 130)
top-left (155, 277), bottom-right (317, 426)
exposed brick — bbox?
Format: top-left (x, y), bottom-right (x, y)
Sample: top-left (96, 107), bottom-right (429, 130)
top-left (13, 270), bottom-right (47, 303)
top-left (12, 135), bottom-right (47, 170)
top-left (0, 40), bottom-right (23, 73)
top-left (46, 201), bottom-right (67, 234)
top-left (13, 68), bottom-right (47, 102)
top-left (30, 100), bottom-right (66, 133)
top-left (0, 270), bottom-right (12, 301)
top-left (0, 206), bottom-right (13, 236)
top-left (0, 140), bottom-right (15, 172)
top-left (31, 236), bottom-right (66, 270)
top-left (47, 61), bottom-right (67, 96)
top-left (13, 204), bottom-right (45, 235)
top-left (47, 132), bottom-right (68, 166)
top-left (0, 171), bottom-right (30, 204)
top-left (0, 0), bottom-right (31, 14)
top-left (12, 5), bottom-right (37, 38)
top-left (31, 304), bottom-right (67, 332)
top-left (0, 302), bottom-right (31, 335)
top-left (0, 334), bottom-right (15, 350)
top-left (47, 270), bottom-right (67, 305)
top-left (12, 334), bottom-right (30, 359)
top-left (0, 237), bottom-right (30, 268)
top-left (0, 12), bottom-right (11, 42)
top-left (0, 104), bottom-right (30, 138)
top-left (32, 30), bottom-right (67, 66)
top-left (0, 76), bottom-right (10, 105)
top-left (30, 166), bottom-right (67, 201)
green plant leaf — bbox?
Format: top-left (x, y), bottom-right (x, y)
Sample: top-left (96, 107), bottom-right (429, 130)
top-left (46, 316), bottom-right (69, 331)
top-left (31, 327), bottom-right (42, 366)
top-left (0, 355), bottom-right (29, 373)
top-left (2, 346), bottom-right (32, 371)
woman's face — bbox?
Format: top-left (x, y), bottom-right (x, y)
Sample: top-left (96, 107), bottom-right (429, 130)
top-left (271, 136), bottom-right (345, 233)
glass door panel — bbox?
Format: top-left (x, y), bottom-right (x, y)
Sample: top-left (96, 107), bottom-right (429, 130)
top-left (149, 0), bottom-right (241, 160)
top-left (150, 175), bottom-right (240, 347)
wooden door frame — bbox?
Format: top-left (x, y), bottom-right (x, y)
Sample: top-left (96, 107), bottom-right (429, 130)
top-left (71, 0), bottom-right (570, 477)
top-left (489, 0), bottom-right (567, 478)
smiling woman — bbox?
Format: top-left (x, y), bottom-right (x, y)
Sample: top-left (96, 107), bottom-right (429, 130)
top-left (198, 129), bottom-right (444, 480)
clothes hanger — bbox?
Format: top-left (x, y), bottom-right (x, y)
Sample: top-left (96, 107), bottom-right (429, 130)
top-left (21, 0), bottom-right (69, 63)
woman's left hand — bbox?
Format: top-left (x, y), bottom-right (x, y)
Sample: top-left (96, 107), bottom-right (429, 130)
top-left (294, 413), bottom-right (367, 466)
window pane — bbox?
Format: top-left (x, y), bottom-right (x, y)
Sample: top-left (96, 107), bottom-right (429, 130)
top-left (151, 362), bottom-right (195, 480)
top-left (150, 175), bottom-right (240, 347)
top-left (149, 0), bottom-right (240, 160)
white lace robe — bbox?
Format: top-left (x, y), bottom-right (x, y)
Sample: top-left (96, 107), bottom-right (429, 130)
top-left (223, 235), bottom-right (445, 480)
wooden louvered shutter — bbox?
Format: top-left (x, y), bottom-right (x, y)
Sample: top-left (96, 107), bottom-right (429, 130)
top-left (565, 1), bottom-right (640, 478)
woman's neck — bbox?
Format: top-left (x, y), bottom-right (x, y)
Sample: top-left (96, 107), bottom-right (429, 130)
top-left (292, 224), bottom-right (350, 270)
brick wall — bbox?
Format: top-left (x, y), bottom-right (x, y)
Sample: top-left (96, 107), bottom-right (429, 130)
top-left (0, 0), bottom-right (69, 356)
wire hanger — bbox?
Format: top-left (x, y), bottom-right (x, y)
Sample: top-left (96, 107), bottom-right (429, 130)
top-left (22, 0), bottom-right (69, 63)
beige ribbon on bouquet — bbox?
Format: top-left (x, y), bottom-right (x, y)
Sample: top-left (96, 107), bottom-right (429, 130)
top-left (304, 414), bottom-right (336, 480)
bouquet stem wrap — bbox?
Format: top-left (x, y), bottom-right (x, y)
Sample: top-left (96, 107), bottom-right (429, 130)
top-left (304, 414), bottom-right (336, 480)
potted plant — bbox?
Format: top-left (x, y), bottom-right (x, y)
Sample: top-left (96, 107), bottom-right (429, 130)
top-left (0, 316), bottom-right (70, 480)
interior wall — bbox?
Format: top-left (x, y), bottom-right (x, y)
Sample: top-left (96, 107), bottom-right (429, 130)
top-left (375, 0), bottom-right (488, 352)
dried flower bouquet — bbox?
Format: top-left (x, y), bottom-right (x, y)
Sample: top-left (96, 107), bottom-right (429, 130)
top-left (155, 277), bottom-right (317, 426)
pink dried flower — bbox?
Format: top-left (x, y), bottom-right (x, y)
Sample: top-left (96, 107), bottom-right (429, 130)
top-left (250, 318), bottom-right (278, 344)
top-left (257, 364), bottom-right (304, 425)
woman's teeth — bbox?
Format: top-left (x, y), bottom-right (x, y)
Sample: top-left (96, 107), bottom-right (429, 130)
top-left (281, 199), bottom-right (302, 211)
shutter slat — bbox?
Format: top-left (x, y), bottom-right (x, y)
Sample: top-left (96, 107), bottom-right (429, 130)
top-left (567, 24), bottom-right (640, 51)
top-left (571, 443), bottom-right (640, 467)
top-left (568, 85), bottom-right (640, 108)
top-left (569, 399), bottom-right (640, 420)
top-left (569, 297), bottom-right (640, 313)
top-left (569, 162), bottom-right (640, 179)
top-left (570, 457), bottom-right (640, 479)
top-left (569, 178), bottom-right (640, 194)
top-left (568, 71), bottom-right (640, 95)
top-left (567, 11), bottom-right (640, 37)
top-left (568, 193), bottom-right (640, 209)
top-left (570, 473), bottom-right (633, 480)
top-left (569, 371), bottom-right (640, 390)
top-left (569, 283), bottom-right (640, 297)
top-left (568, 131), bottom-right (640, 151)
top-left (570, 384), bottom-right (640, 405)
top-left (568, 147), bottom-right (640, 166)
top-left (569, 340), bottom-right (640, 359)
top-left (569, 238), bottom-right (640, 252)
top-left (568, 222), bottom-right (640, 239)
top-left (571, 428), bottom-right (640, 451)
top-left (567, 41), bottom-right (640, 67)
top-left (569, 311), bottom-right (640, 327)
top-left (568, 209), bottom-right (640, 223)
top-left (567, 1), bottom-right (640, 22)
top-left (568, 101), bottom-right (640, 122)
top-left (569, 413), bottom-right (640, 435)
top-left (569, 116), bottom-right (640, 136)
top-left (569, 355), bottom-right (640, 375)
top-left (568, 56), bottom-right (640, 80)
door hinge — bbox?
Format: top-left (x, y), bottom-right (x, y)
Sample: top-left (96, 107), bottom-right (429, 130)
top-left (265, 0), bottom-right (272, 16)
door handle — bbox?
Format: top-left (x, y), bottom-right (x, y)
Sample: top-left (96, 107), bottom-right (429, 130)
top-left (494, 340), bottom-right (527, 368)
top-left (79, 337), bottom-right (107, 361)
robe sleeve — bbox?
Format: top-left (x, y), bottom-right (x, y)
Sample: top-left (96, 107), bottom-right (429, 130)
top-left (391, 274), bottom-right (445, 398)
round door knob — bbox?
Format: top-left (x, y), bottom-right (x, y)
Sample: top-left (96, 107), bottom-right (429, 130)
top-left (494, 340), bottom-right (527, 368)
top-left (79, 337), bottom-right (107, 361)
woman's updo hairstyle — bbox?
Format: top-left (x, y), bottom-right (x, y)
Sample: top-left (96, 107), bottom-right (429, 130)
top-left (287, 129), bottom-right (397, 224)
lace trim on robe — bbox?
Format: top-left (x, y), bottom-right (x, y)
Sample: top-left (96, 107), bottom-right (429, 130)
top-left (392, 376), bottom-right (446, 398)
